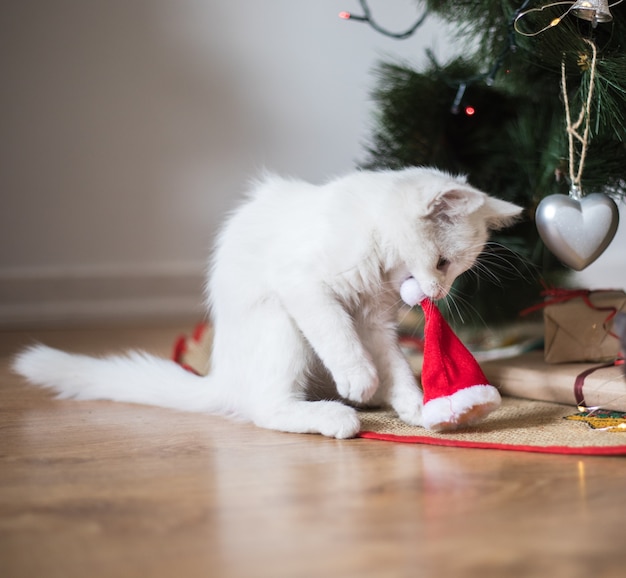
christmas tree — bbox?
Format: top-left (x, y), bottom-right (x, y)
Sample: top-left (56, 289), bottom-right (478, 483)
top-left (342, 1), bottom-right (626, 325)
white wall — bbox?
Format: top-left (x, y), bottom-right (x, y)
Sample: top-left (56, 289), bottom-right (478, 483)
top-left (1, 0), bottom-right (623, 327)
top-left (0, 0), bottom-right (454, 326)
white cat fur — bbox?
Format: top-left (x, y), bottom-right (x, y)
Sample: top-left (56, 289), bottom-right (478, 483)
top-left (14, 167), bottom-right (522, 438)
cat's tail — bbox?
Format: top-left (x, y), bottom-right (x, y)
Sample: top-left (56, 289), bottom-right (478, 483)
top-left (12, 344), bottom-right (227, 414)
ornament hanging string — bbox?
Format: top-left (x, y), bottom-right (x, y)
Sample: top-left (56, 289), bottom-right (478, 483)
top-left (535, 38), bottom-right (618, 271)
top-left (561, 38), bottom-right (598, 198)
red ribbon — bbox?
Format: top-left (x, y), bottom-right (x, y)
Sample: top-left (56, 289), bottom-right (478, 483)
top-left (399, 334), bottom-right (425, 352)
top-left (575, 358), bottom-right (625, 410)
top-left (519, 286), bottom-right (620, 339)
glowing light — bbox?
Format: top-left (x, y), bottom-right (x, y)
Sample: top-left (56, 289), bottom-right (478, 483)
top-left (465, 106), bottom-right (476, 116)
top-left (339, 11), bottom-right (351, 20)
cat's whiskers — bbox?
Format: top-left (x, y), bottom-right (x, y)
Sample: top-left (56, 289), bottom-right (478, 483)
top-left (469, 260), bottom-right (506, 286)
top-left (375, 287), bottom-right (407, 319)
top-left (481, 241), bottom-right (538, 278)
top-left (454, 241), bottom-right (537, 290)
top-left (443, 288), bottom-right (490, 328)
top-left (396, 302), bottom-right (417, 326)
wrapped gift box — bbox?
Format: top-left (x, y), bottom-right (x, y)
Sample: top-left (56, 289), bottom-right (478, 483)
top-left (543, 290), bottom-right (626, 363)
top-left (483, 352), bottom-right (626, 411)
top-left (173, 323), bottom-right (213, 376)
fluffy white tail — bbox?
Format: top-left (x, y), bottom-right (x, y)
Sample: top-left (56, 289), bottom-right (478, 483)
top-left (13, 344), bottom-right (225, 414)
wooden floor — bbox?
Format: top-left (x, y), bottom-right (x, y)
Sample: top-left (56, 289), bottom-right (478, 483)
top-left (2, 324), bottom-right (626, 578)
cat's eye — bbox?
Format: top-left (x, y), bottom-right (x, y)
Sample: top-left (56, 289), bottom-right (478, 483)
top-left (437, 257), bottom-right (450, 272)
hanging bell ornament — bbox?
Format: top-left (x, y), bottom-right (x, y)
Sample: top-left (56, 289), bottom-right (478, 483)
top-left (571, 0), bottom-right (614, 25)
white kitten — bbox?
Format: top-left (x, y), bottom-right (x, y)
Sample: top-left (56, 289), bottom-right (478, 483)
top-left (14, 167), bottom-right (522, 438)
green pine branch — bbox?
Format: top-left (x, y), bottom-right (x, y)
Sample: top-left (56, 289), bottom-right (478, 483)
top-left (362, 1), bottom-right (626, 323)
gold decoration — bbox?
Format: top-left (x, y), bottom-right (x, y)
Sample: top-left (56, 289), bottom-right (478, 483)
top-left (566, 409), bottom-right (626, 432)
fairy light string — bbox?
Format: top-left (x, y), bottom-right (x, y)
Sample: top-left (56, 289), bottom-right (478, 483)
top-left (339, 0), bottom-right (428, 39)
top-left (561, 38), bottom-right (598, 198)
top-left (339, 1), bottom-right (534, 113)
top-left (340, 0), bottom-right (623, 119)
top-left (515, 1), bottom-right (581, 36)
top-left (515, 0), bottom-right (625, 36)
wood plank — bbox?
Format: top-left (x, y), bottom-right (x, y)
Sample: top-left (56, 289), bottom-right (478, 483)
top-left (1, 325), bottom-right (626, 577)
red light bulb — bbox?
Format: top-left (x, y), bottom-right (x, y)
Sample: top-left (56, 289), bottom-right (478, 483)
top-left (464, 106), bottom-right (476, 116)
top-left (339, 11), bottom-right (351, 20)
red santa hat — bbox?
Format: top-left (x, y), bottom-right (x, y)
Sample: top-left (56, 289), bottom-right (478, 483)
top-left (400, 277), bottom-right (501, 431)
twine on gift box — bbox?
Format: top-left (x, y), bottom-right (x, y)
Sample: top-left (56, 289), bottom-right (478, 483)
top-left (519, 286), bottom-right (620, 339)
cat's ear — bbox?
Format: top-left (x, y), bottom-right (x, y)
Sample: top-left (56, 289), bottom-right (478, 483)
top-left (426, 188), bottom-right (486, 219)
top-left (482, 196), bottom-right (523, 230)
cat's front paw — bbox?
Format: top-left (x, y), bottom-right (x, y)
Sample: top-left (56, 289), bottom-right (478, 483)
top-left (390, 382), bottom-right (424, 427)
top-left (317, 404), bottom-right (361, 439)
top-left (335, 363), bottom-right (379, 405)
top-left (396, 404), bottom-right (423, 427)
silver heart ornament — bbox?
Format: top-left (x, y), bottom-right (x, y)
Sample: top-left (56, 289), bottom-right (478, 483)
top-left (536, 193), bottom-right (619, 271)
